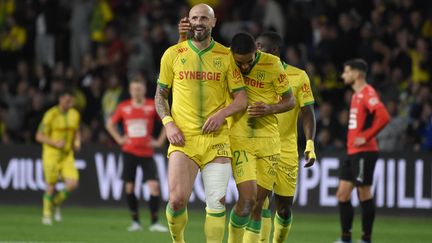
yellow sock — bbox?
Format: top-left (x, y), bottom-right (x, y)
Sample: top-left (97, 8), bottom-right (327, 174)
top-left (272, 212), bottom-right (292, 243)
top-left (205, 208), bottom-right (226, 243)
top-left (260, 209), bottom-right (272, 243)
top-left (43, 193), bottom-right (53, 217)
top-left (228, 209), bottom-right (249, 243)
top-left (53, 190), bottom-right (69, 206)
top-left (166, 205), bottom-right (187, 243)
top-left (243, 219), bottom-right (261, 243)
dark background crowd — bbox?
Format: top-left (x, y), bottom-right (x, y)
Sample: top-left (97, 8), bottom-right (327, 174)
top-left (0, 0), bottom-right (431, 152)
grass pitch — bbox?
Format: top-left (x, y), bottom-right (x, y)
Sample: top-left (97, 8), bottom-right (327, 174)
top-left (0, 205), bottom-right (431, 242)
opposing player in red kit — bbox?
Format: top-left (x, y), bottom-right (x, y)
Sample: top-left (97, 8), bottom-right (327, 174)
top-left (335, 59), bottom-right (390, 243)
top-left (106, 75), bottom-right (168, 232)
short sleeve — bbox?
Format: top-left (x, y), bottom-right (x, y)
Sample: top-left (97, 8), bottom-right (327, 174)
top-left (37, 111), bottom-right (53, 135)
top-left (298, 71), bottom-right (315, 107)
top-left (364, 90), bottom-right (384, 113)
top-left (74, 111), bottom-right (81, 130)
top-left (274, 63), bottom-right (292, 96)
top-left (110, 104), bottom-right (123, 124)
top-left (157, 48), bottom-right (175, 89)
top-left (227, 54), bottom-right (245, 92)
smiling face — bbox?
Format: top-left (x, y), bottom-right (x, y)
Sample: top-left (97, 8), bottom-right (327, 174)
top-left (233, 51), bottom-right (256, 74)
top-left (188, 4), bottom-right (216, 42)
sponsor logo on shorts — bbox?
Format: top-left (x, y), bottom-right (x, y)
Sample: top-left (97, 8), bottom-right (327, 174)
top-left (213, 143), bottom-right (229, 157)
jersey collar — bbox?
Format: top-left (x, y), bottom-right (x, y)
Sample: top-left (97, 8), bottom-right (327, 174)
top-left (242, 51), bottom-right (261, 75)
top-left (187, 38), bottom-right (215, 57)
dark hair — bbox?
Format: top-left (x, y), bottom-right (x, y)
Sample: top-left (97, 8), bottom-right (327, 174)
top-left (344, 58), bottom-right (368, 73)
top-left (258, 31), bottom-right (283, 50)
top-left (58, 87), bottom-right (74, 98)
top-left (231, 32), bottom-right (256, 54)
top-left (129, 74), bottom-right (146, 85)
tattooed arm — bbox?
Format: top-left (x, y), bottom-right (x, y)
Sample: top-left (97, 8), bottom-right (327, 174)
top-left (155, 85), bottom-right (171, 119)
top-left (155, 85), bottom-right (185, 146)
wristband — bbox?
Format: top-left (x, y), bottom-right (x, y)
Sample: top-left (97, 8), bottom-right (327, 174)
top-left (305, 139), bottom-right (314, 152)
top-left (162, 116), bottom-right (174, 126)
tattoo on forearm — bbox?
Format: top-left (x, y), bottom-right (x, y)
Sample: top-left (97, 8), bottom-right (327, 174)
top-left (155, 85), bottom-right (171, 119)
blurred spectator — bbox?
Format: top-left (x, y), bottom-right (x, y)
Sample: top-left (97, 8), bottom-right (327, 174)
top-left (23, 90), bottom-right (45, 143)
top-left (34, 0), bottom-right (58, 68)
top-left (0, 15), bottom-right (26, 70)
top-left (334, 108), bottom-right (349, 150)
top-left (101, 73), bottom-right (125, 121)
top-left (316, 101), bottom-right (338, 137)
top-left (252, 0), bottom-right (285, 38)
top-left (316, 128), bottom-right (335, 151)
top-left (82, 75), bottom-right (102, 125)
top-left (104, 22), bottom-right (127, 75)
top-left (127, 26), bottom-right (156, 80)
top-left (410, 37), bottom-right (431, 84)
top-left (90, 0), bottom-right (113, 47)
top-left (377, 100), bottom-right (408, 152)
top-left (0, 98), bottom-right (9, 144)
top-left (69, 0), bottom-right (93, 71)
top-left (1, 80), bottom-right (31, 142)
top-left (0, 0), bottom-right (15, 30)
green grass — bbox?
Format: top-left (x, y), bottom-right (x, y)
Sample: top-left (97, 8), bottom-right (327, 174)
top-left (0, 205), bottom-right (431, 242)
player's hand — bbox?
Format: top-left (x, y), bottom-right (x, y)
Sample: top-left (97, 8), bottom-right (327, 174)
top-left (165, 122), bottom-right (185, 146)
top-left (353, 136), bottom-right (366, 147)
top-left (53, 140), bottom-right (66, 149)
top-left (304, 139), bottom-right (316, 168)
top-left (202, 110), bottom-right (226, 134)
top-left (74, 140), bottom-right (81, 152)
top-left (178, 17), bottom-right (191, 42)
top-left (247, 102), bottom-right (273, 117)
top-left (117, 136), bottom-right (128, 146)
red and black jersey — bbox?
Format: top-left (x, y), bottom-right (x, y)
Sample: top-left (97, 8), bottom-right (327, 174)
top-left (110, 99), bottom-right (158, 157)
top-left (347, 84), bottom-right (390, 155)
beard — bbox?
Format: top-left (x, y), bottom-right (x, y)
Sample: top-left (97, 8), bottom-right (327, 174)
top-left (344, 78), bottom-right (354, 86)
top-left (192, 25), bottom-right (211, 41)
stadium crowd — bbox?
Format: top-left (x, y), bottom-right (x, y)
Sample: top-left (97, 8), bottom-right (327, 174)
top-left (0, 0), bottom-right (431, 152)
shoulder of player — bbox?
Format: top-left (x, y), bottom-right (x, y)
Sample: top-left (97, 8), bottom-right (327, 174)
top-left (44, 106), bottom-right (58, 115)
top-left (40, 107), bottom-right (55, 123)
top-left (285, 64), bottom-right (305, 75)
top-left (69, 108), bottom-right (81, 117)
top-left (209, 41), bottom-right (232, 56)
top-left (363, 84), bottom-right (379, 97)
top-left (164, 42), bottom-right (189, 55)
top-left (255, 51), bottom-right (281, 67)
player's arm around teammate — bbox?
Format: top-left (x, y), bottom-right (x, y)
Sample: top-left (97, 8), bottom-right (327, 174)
top-left (226, 32), bottom-right (295, 243)
top-left (252, 32), bottom-right (317, 243)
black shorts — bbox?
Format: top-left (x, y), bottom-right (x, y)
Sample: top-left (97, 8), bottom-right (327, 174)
top-left (339, 152), bottom-right (378, 186)
top-left (122, 152), bottom-right (158, 182)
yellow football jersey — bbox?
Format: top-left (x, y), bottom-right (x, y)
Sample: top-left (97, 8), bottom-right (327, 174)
top-left (158, 39), bottom-right (245, 136)
top-left (38, 106), bottom-right (80, 157)
top-left (230, 51), bottom-right (291, 138)
top-left (277, 62), bottom-right (315, 154)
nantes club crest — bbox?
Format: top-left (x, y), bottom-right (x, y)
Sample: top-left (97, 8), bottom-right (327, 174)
top-left (257, 70), bottom-right (266, 81)
top-left (213, 57), bottom-right (222, 69)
